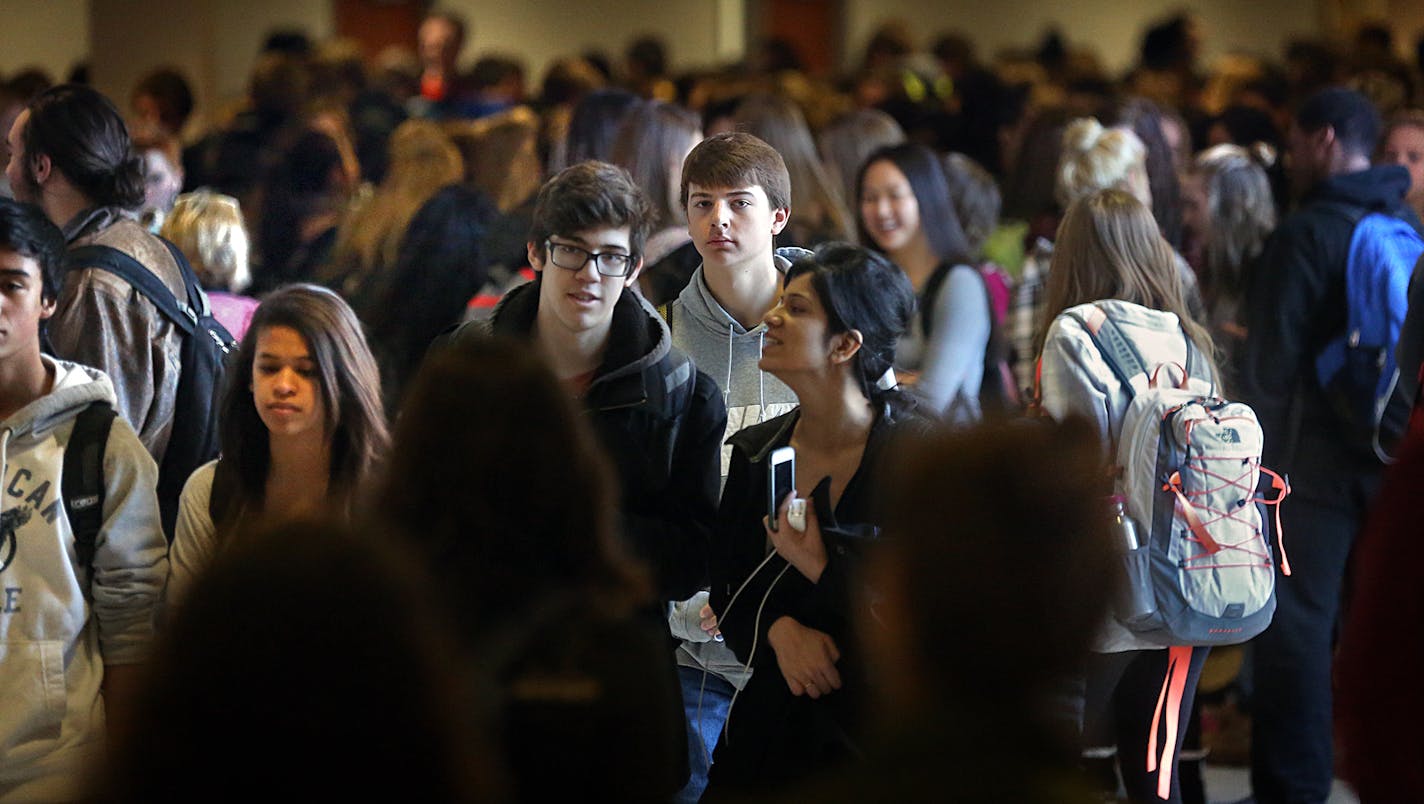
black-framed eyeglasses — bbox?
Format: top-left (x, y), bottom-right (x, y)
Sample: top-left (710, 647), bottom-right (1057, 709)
top-left (545, 240), bottom-right (636, 277)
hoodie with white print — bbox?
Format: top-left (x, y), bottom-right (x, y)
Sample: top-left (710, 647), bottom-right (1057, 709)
top-left (664, 248), bottom-right (805, 689)
top-left (0, 358), bottom-right (166, 800)
top-left (667, 247), bottom-right (806, 479)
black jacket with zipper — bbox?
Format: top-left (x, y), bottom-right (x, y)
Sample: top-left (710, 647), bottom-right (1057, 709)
top-left (448, 277), bottom-right (727, 601)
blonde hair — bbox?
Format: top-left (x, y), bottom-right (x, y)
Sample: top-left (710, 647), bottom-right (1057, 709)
top-left (161, 191), bottom-right (250, 292)
top-left (1055, 118), bottom-right (1147, 209)
top-left (330, 120), bottom-right (464, 284)
top-left (446, 106), bottom-right (543, 213)
top-left (1040, 189), bottom-right (1219, 386)
top-left (1192, 143), bottom-right (1276, 302)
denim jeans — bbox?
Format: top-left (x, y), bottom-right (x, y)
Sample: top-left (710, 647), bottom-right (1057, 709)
top-left (675, 665), bottom-right (736, 804)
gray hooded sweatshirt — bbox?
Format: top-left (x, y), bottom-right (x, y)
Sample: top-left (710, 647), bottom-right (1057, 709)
top-left (664, 248), bottom-right (807, 688)
top-left (666, 248), bottom-right (807, 479)
top-left (0, 359), bottom-right (167, 800)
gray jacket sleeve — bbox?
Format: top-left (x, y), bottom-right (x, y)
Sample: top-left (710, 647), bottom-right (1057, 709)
top-left (1038, 316), bottom-right (1115, 458)
top-left (916, 265), bottom-right (992, 417)
top-left (91, 417), bottom-right (168, 666)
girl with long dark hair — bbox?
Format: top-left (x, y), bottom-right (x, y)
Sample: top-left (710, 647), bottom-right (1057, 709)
top-left (167, 284), bottom-right (388, 603)
top-left (706, 242), bottom-right (932, 796)
top-left (857, 143), bottom-right (992, 422)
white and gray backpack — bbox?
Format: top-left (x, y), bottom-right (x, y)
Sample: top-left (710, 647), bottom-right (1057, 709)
top-left (1069, 305), bottom-right (1290, 647)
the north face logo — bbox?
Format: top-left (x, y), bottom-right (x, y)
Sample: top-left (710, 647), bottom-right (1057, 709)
top-left (1219, 428), bottom-right (1241, 444)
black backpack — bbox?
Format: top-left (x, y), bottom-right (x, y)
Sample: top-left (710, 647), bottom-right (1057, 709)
top-left (67, 240), bottom-right (236, 541)
top-left (64, 401), bottom-right (117, 587)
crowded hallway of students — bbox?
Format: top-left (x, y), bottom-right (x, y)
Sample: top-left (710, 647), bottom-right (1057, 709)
top-left (0, 2), bottom-right (1421, 801)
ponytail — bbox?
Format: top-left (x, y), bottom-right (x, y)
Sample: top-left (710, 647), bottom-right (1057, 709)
top-left (107, 152), bottom-right (148, 210)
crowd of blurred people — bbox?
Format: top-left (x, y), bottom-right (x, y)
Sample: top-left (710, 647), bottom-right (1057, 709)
top-left (1, 7), bottom-right (1423, 803)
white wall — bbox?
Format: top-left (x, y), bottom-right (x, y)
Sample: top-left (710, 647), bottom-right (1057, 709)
top-left (209, 1), bottom-right (333, 102)
top-left (440, 0), bottom-right (732, 81)
top-left (0, 0), bottom-right (90, 81)
top-left (0, 0), bottom-right (1342, 132)
top-left (843, 0), bottom-right (1323, 74)
top-left (88, 0), bottom-right (330, 134)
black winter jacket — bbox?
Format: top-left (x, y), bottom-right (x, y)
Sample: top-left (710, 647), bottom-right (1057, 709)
top-left (1242, 164), bottom-right (1419, 477)
top-left (448, 278), bottom-right (727, 601)
top-left (707, 398), bottom-right (933, 793)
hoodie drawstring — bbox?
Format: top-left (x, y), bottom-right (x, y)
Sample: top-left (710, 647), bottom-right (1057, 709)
top-left (728, 322), bottom-right (774, 426)
top-left (726, 322), bottom-right (735, 399)
top-left (757, 330), bottom-right (767, 424)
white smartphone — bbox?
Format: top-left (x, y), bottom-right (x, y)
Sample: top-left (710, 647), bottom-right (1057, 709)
top-left (767, 446), bottom-right (795, 532)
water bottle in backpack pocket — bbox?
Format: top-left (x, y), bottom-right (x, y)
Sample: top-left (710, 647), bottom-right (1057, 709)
top-left (1108, 496), bottom-right (1157, 624)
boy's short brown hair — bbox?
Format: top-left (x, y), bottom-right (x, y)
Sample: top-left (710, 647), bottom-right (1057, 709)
top-left (529, 160), bottom-right (652, 258)
top-left (679, 132), bottom-right (791, 210)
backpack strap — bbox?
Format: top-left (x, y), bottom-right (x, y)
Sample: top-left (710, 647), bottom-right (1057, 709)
top-left (157, 237), bottom-right (214, 321)
top-left (1178, 326), bottom-right (1216, 394)
top-left (1065, 306), bottom-right (1149, 399)
top-left (918, 262), bottom-right (954, 337)
top-left (64, 402), bottom-right (117, 589)
top-left (1314, 200), bottom-right (1371, 229)
top-left (67, 243), bottom-right (197, 335)
top-left (1146, 645), bottom-right (1197, 800)
top-left (661, 348), bottom-right (694, 408)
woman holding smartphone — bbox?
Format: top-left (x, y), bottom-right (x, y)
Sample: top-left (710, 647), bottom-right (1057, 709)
top-left (167, 284), bottom-right (389, 604)
top-left (705, 243), bottom-right (932, 797)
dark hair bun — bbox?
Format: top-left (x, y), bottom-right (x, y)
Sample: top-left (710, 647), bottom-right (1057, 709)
top-left (111, 152), bottom-right (148, 209)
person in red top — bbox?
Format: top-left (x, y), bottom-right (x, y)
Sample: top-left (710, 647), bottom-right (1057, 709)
top-left (417, 11), bottom-right (467, 111)
top-left (1335, 424), bottom-right (1424, 800)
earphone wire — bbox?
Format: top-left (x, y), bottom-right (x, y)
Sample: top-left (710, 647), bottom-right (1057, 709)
top-left (720, 562), bottom-right (791, 748)
top-left (696, 547), bottom-right (783, 761)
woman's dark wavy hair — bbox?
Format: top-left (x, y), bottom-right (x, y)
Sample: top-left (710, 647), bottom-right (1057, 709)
top-left (556, 88), bottom-right (643, 172)
top-left (23, 84), bottom-right (145, 210)
top-left (1103, 96), bottom-right (1186, 250)
top-left (610, 100), bottom-right (700, 229)
top-left (258, 129), bottom-right (345, 286)
top-left (368, 184), bottom-right (499, 408)
top-left (785, 242), bottom-right (917, 405)
top-left (378, 337), bottom-right (650, 630)
top-left (211, 284), bottom-right (389, 532)
top-left (855, 142), bottom-right (972, 267)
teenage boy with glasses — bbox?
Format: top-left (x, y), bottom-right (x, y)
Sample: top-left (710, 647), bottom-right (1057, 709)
top-left (447, 160), bottom-right (726, 605)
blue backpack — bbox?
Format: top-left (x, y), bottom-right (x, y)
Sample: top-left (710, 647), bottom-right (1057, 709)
top-left (1313, 206), bottom-right (1424, 460)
